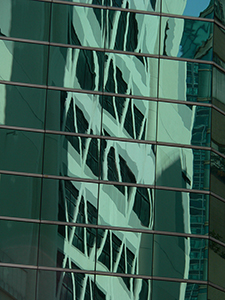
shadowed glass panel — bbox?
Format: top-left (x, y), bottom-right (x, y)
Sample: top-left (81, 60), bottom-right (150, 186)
top-left (211, 108), bottom-right (225, 154)
top-left (0, 129), bottom-right (44, 174)
top-left (212, 66), bottom-right (225, 112)
top-left (209, 240), bottom-right (225, 289)
top-left (156, 145), bottom-right (210, 190)
top-left (154, 189), bottom-right (209, 235)
top-left (213, 23), bottom-right (225, 68)
top-left (210, 151), bottom-right (225, 199)
top-left (208, 286), bottom-right (225, 300)
top-left (153, 235), bottom-right (208, 280)
top-left (210, 196), bottom-right (225, 244)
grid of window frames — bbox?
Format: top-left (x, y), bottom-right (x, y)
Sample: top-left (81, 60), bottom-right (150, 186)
top-left (1, 0), bottom-right (225, 299)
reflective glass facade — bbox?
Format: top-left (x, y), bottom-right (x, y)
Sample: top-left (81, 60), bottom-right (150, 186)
top-left (1, 0), bottom-right (225, 299)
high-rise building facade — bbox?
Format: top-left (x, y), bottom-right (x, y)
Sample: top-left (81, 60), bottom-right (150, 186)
top-left (0, 0), bottom-right (225, 299)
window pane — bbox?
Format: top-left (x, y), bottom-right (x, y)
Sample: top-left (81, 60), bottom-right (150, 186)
top-left (209, 240), bottom-right (225, 289)
top-left (211, 151), bottom-right (225, 199)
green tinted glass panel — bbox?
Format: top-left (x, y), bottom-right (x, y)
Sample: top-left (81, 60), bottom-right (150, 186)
top-left (161, 17), bottom-right (213, 60)
top-left (153, 280), bottom-right (207, 300)
top-left (104, 53), bottom-right (158, 98)
top-left (213, 24), bottom-right (225, 68)
top-left (100, 139), bottom-right (155, 185)
top-left (159, 61), bottom-right (212, 102)
top-left (211, 108), bottom-right (225, 154)
top-left (153, 235), bottom-right (208, 280)
top-left (46, 90), bottom-right (102, 135)
top-left (0, 220), bottom-right (39, 266)
top-left (37, 270), bottom-right (89, 300)
top-left (157, 102), bottom-right (211, 146)
top-left (208, 285), bottom-right (225, 299)
top-left (0, 129), bottom-right (44, 174)
top-left (0, 84), bottom-right (46, 129)
top-left (0, 173), bottom-right (41, 219)
top-left (212, 66), bottom-right (225, 111)
top-left (102, 97), bottom-right (157, 141)
top-left (156, 145), bottom-right (210, 190)
top-left (41, 178), bottom-right (99, 223)
top-left (0, 0), bottom-right (51, 41)
top-left (43, 134), bottom-right (100, 179)
top-left (162, 0), bottom-right (214, 18)
top-left (211, 151), bottom-right (225, 199)
top-left (210, 196), bottom-right (225, 244)
top-left (0, 40), bottom-right (48, 85)
top-left (209, 240), bottom-right (225, 288)
top-left (96, 229), bottom-right (153, 276)
top-left (38, 223), bottom-right (96, 270)
top-left (0, 266), bottom-right (36, 300)
top-left (154, 189), bottom-right (209, 235)
top-left (98, 184), bottom-right (154, 229)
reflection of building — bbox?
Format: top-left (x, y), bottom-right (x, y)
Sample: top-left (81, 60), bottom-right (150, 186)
top-left (1, 0), bottom-right (225, 299)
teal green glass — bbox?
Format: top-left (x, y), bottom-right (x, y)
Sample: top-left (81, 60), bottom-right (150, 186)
top-left (0, 129), bottom-right (44, 174)
top-left (37, 270), bottom-right (89, 300)
top-left (46, 90), bottom-right (102, 135)
top-left (48, 46), bottom-right (104, 92)
top-left (212, 66), bottom-right (225, 111)
top-left (156, 145), bottom-right (210, 190)
top-left (161, 0), bottom-right (214, 18)
top-left (213, 24), bottom-right (225, 68)
top-left (96, 275), bottom-right (151, 300)
top-left (0, 0), bottom-right (51, 41)
top-left (159, 61), bottom-right (212, 102)
top-left (215, 0), bottom-right (225, 25)
top-left (41, 178), bottom-right (99, 223)
top-left (50, 4), bottom-right (105, 48)
top-left (160, 17), bottom-right (213, 61)
top-left (102, 97), bottom-right (157, 141)
top-left (38, 223), bottom-right (96, 270)
top-left (104, 53), bottom-right (158, 98)
top-left (153, 281), bottom-right (207, 300)
top-left (210, 196), bottom-right (225, 244)
top-left (0, 40), bottom-right (48, 85)
top-left (211, 108), bottom-right (225, 154)
top-left (0, 173), bottom-right (41, 219)
top-left (0, 84), bottom-right (46, 129)
top-left (0, 267), bottom-right (37, 300)
top-left (100, 139), bottom-right (155, 185)
top-left (157, 102), bottom-right (211, 146)
top-left (153, 235), bottom-right (208, 280)
top-left (98, 184), bottom-right (154, 229)
top-left (43, 134), bottom-right (100, 179)
top-left (154, 189), bottom-right (209, 235)
top-left (210, 151), bottom-right (225, 199)
top-left (96, 229), bottom-right (153, 276)
top-left (209, 240), bottom-right (225, 289)
top-left (0, 220), bottom-right (39, 266)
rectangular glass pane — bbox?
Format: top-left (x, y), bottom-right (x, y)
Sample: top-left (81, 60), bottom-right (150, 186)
top-left (100, 139), bottom-right (155, 185)
top-left (159, 61), bottom-right (212, 102)
top-left (41, 178), bottom-right (99, 224)
top-left (208, 286), bottom-right (225, 299)
top-left (212, 66), bottom-right (225, 111)
top-left (211, 108), bottom-right (225, 154)
top-left (211, 151), bottom-right (225, 199)
top-left (96, 275), bottom-right (151, 300)
top-left (38, 223), bottom-right (96, 271)
top-left (0, 128), bottom-right (44, 174)
top-left (209, 240), bottom-right (225, 288)
top-left (96, 229), bottom-right (153, 276)
top-left (102, 97), bottom-right (157, 141)
top-left (37, 270), bottom-right (93, 300)
top-left (0, 266), bottom-right (36, 300)
top-left (0, 84), bottom-right (46, 129)
top-left (160, 17), bottom-right (213, 61)
top-left (156, 145), bottom-right (210, 190)
top-left (43, 134), bottom-right (100, 179)
top-left (98, 183), bottom-right (154, 230)
top-left (0, 220), bottom-right (39, 266)
top-left (104, 53), bottom-right (158, 98)
top-left (0, 173), bottom-right (41, 219)
top-left (153, 235), bottom-right (208, 280)
top-left (213, 24), bottom-right (225, 68)
top-left (0, 40), bottom-right (48, 85)
top-left (0, 0), bottom-right (51, 41)
top-left (46, 90), bottom-right (102, 136)
top-left (157, 102), bottom-right (211, 146)
top-left (210, 196), bottom-right (225, 244)
top-left (155, 189), bottom-right (209, 235)
top-left (162, 0), bottom-right (214, 18)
